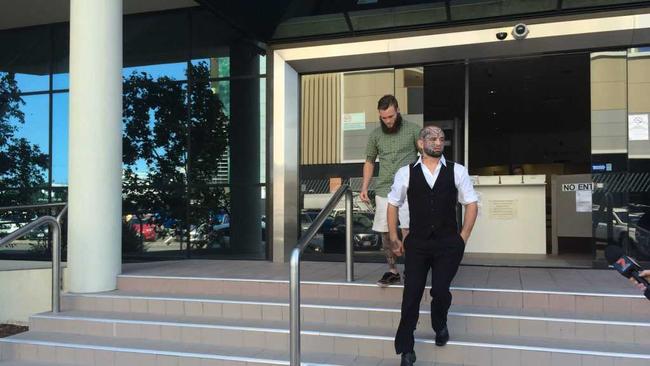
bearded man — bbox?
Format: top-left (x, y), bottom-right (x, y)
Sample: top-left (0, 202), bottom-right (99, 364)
top-left (360, 94), bottom-right (420, 287)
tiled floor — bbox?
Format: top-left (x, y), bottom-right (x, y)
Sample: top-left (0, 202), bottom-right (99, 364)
top-left (122, 259), bottom-right (641, 295)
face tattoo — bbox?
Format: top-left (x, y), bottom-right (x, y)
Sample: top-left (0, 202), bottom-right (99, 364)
top-left (420, 126), bottom-right (445, 158)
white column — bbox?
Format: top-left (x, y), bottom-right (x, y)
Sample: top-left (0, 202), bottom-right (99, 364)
top-left (68, 0), bottom-right (122, 292)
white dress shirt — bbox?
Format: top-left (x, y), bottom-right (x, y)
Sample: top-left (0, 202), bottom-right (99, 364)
top-left (387, 155), bottom-right (478, 207)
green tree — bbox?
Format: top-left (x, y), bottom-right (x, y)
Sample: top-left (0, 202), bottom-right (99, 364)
top-left (0, 72), bottom-right (48, 209)
top-left (122, 62), bottom-right (230, 250)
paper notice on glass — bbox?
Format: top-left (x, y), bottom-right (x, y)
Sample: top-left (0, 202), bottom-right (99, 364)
top-left (576, 190), bottom-right (592, 213)
top-left (628, 114), bottom-right (649, 141)
top-left (488, 199), bottom-right (517, 220)
top-left (343, 113), bottom-right (366, 131)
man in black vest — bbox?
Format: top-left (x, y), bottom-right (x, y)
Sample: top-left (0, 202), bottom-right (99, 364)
top-left (387, 126), bottom-right (478, 366)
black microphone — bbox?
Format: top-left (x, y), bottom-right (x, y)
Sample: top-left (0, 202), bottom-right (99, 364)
top-left (605, 245), bottom-right (650, 300)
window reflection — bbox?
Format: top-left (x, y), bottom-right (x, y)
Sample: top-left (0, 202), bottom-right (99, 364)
top-left (122, 62), bottom-right (188, 81)
top-left (0, 78), bottom-right (49, 206)
top-left (450, 0), bottom-right (556, 20)
top-left (0, 26), bottom-right (50, 93)
top-left (563, 0), bottom-right (647, 9)
top-left (0, 8), bottom-right (268, 260)
top-left (52, 93), bottom-right (69, 186)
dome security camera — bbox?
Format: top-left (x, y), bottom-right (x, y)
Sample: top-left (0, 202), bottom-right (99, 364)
top-left (496, 32), bottom-right (508, 40)
top-left (512, 23), bottom-right (529, 40)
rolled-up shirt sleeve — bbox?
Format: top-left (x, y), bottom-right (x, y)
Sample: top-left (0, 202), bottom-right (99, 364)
top-left (455, 165), bottom-right (478, 205)
top-left (387, 166), bottom-right (410, 207)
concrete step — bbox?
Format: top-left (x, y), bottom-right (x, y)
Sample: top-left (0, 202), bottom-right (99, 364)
top-left (30, 308), bottom-right (650, 350)
top-left (0, 362), bottom-right (77, 366)
top-left (60, 291), bottom-right (650, 346)
top-left (116, 275), bottom-right (650, 317)
top-left (3, 327), bottom-right (650, 366)
top-left (0, 331), bottom-right (388, 366)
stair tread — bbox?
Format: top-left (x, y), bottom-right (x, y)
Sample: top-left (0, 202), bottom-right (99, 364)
top-left (0, 362), bottom-right (78, 366)
top-left (64, 290), bottom-right (650, 324)
top-left (1, 331), bottom-right (387, 365)
top-left (25, 313), bottom-right (650, 357)
top-left (117, 270), bottom-right (644, 297)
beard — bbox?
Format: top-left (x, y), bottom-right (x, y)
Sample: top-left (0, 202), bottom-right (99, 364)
top-left (423, 145), bottom-right (443, 158)
top-left (380, 113), bottom-right (403, 134)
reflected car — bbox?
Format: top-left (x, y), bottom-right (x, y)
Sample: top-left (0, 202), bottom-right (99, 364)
top-left (631, 212), bottom-right (650, 259)
top-left (128, 217), bottom-right (157, 241)
top-left (322, 212), bottom-right (381, 253)
top-left (594, 208), bottom-right (650, 260)
top-left (0, 222), bottom-right (20, 237)
top-left (190, 221), bottom-right (266, 250)
top-left (300, 210), bottom-right (334, 253)
top-left (594, 209), bottom-right (630, 248)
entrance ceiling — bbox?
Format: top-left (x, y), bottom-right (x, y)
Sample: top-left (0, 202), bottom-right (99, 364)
top-left (0, 0), bottom-right (198, 31)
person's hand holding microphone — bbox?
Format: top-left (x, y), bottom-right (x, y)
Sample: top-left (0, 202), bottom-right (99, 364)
top-left (629, 270), bottom-right (650, 291)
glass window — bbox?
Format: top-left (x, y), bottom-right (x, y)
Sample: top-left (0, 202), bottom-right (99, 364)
top-left (212, 80), bottom-right (230, 117)
top-left (190, 8), bottom-right (234, 73)
top-left (273, 13), bottom-right (350, 39)
top-left (259, 55), bottom-right (266, 75)
top-left (450, 0), bottom-right (557, 20)
top-left (260, 78), bottom-right (266, 183)
top-left (0, 27), bottom-right (50, 93)
top-left (123, 11), bottom-right (189, 77)
top-left (349, 2), bottom-right (447, 31)
top-left (625, 46), bottom-right (650, 261)
top-left (12, 94), bottom-right (49, 155)
top-left (52, 23), bottom-right (70, 90)
top-left (192, 58), bottom-right (230, 78)
top-left (13, 74), bottom-right (50, 93)
top-left (342, 69), bottom-right (396, 162)
top-left (188, 63), bottom-right (230, 187)
top-left (563, 0), bottom-right (648, 9)
top-left (52, 93), bottom-right (69, 186)
top-left (0, 92), bottom-right (49, 205)
top-left (53, 73), bottom-right (69, 91)
top-left (122, 62), bottom-right (188, 81)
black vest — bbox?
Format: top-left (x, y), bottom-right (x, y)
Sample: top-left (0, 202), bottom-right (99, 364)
top-left (407, 161), bottom-right (458, 239)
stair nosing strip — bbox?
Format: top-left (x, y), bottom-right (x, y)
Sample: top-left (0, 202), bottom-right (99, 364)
top-left (4, 331), bottom-right (650, 360)
top-left (32, 311), bottom-right (650, 332)
top-left (66, 293), bottom-right (288, 306)
top-left (60, 294), bottom-right (650, 327)
top-left (0, 337), bottom-right (334, 366)
top-left (116, 275), bottom-right (645, 298)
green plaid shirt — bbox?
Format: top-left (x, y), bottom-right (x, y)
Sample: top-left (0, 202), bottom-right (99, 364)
top-left (365, 120), bottom-right (420, 197)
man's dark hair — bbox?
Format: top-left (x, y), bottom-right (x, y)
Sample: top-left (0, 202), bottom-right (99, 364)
top-left (377, 94), bottom-right (399, 111)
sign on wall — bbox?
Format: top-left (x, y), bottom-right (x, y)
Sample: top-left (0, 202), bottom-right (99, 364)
top-left (561, 183), bottom-right (593, 192)
top-left (629, 114), bottom-right (649, 141)
top-left (342, 113), bottom-right (366, 131)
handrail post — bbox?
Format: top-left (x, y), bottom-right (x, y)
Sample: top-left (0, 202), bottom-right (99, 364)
top-left (52, 220), bottom-right (62, 313)
top-left (289, 185), bottom-right (355, 365)
top-left (289, 247), bottom-right (301, 366)
top-left (345, 190), bottom-right (354, 283)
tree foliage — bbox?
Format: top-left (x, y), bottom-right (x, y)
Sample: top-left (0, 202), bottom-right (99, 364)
top-left (122, 62), bottom-right (230, 226)
top-left (0, 72), bottom-right (48, 207)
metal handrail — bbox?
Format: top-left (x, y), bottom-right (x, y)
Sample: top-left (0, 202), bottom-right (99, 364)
top-left (0, 203), bottom-right (68, 313)
top-left (0, 203), bottom-right (66, 212)
top-left (290, 184), bottom-right (354, 366)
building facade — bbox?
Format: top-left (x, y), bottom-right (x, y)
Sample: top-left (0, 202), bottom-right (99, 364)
top-left (1, 1), bottom-right (650, 292)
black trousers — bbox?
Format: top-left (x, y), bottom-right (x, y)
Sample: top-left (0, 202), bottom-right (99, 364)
top-left (394, 233), bottom-right (465, 354)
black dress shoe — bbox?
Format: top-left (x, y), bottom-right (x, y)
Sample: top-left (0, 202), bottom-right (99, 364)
top-left (400, 351), bottom-right (416, 366)
top-left (435, 326), bottom-right (449, 346)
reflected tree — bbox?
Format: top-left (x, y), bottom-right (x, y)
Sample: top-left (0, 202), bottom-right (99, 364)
top-left (0, 72), bottom-right (48, 209)
top-left (122, 62), bottom-right (230, 250)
